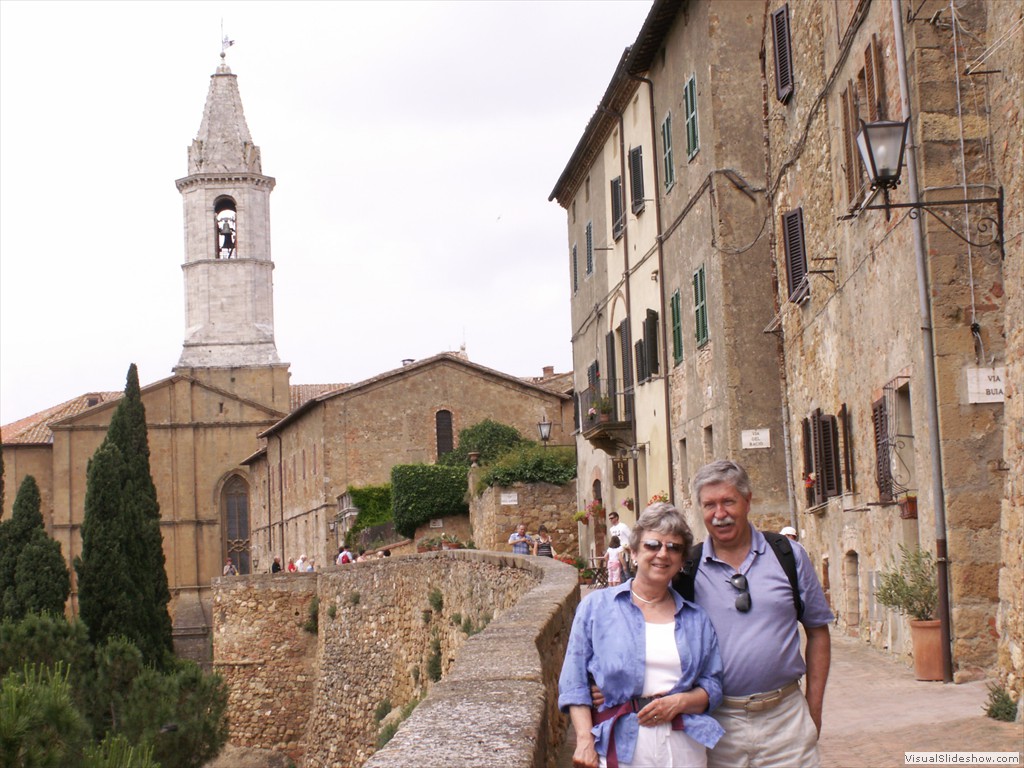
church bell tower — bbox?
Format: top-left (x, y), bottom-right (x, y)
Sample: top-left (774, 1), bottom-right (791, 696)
top-left (174, 53), bottom-right (288, 400)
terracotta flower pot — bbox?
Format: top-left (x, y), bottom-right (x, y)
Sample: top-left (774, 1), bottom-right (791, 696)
top-left (910, 619), bottom-right (943, 681)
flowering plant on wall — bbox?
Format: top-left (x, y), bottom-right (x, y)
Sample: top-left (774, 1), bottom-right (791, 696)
top-left (622, 498), bottom-right (634, 511)
top-left (648, 491), bottom-right (669, 505)
top-left (804, 473), bottom-right (816, 488)
top-left (586, 499), bottom-right (605, 517)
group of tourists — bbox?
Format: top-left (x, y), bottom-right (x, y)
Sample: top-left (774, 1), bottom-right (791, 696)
top-left (559, 459), bottom-right (833, 768)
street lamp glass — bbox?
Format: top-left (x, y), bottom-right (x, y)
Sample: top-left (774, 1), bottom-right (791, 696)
top-left (538, 419), bottom-right (552, 442)
top-left (856, 119), bottom-right (909, 189)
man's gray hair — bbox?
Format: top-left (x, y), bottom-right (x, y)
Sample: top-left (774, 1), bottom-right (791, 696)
top-left (629, 502), bottom-right (694, 553)
top-left (692, 459), bottom-right (752, 502)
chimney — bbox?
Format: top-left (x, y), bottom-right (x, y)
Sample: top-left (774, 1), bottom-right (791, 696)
top-left (542, 366), bottom-right (554, 378)
top-left (402, 358), bottom-right (414, 366)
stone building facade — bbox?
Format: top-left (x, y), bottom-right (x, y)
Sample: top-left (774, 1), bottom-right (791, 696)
top-left (549, 0), bottom-right (791, 558)
top-left (556, 0), bottom-right (1020, 684)
top-left (244, 352), bottom-right (573, 569)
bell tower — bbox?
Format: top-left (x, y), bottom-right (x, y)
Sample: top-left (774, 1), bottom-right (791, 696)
top-left (174, 53), bottom-right (287, 386)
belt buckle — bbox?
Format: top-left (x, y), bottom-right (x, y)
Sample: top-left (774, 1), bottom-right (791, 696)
top-left (633, 696), bottom-right (654, 712)
top-left (744, 691), bottom-right (781, 712)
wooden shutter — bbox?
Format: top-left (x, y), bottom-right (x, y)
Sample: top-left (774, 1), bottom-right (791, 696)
top-left (820, 412), bottom-right (841, 498)
top-left (585, 221), bottom-right (594, 274)
top-left (629, 147), bottom-right (645, 214)
top-left (872, 397), bottom-right (893, 502)
top-left (782, 208), bottom-right (808, 301)
top-left (671, 290), bottom-right (683, 364)
top-left (693, 266), bottom-right (708, 345)
top-left (619, 319), bottom-right (633, 389)
top-left (661, 114), bottom-right (675, 189)
top-left (619, 319), bottom-right (634, 419)
top-left (605, 331), bottom-right (618, 419)
top-left (840, 84), bottom-right (858, 206)
top-left (635, 339), bottom-right (647, 383)
top-left (772, 4), bottom-right (794, 103)
top-left (645, 309), bottom-right (659, 375)
top-left (865, 35), bottom-right (885, 121)
top-left (840, 403), bottom-right (856, 493)
top-left (572, 244), bottom-right (578, 293)
top-left (611, 177), bottom-right (624, 240)
top-left (802, 417), bottom-right (814, 507)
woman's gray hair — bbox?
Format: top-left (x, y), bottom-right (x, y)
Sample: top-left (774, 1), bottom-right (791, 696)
top-left (692, 459), bottom-right (752, 503)
top-left (629, 502), bottom-right (693, 553)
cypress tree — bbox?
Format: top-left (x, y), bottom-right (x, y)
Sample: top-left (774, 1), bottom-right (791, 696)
top-left (0, 475), bottom-right (69, 621)
top-left (75, 365), bottom-right (172, 666)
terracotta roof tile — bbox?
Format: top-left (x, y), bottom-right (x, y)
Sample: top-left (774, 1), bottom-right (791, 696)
top-left (290, 383), bottom-right (346, 411)
top-left (1, 392), bottom-right (121, 445)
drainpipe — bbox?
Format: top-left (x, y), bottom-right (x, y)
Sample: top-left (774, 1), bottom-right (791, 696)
top-left (891, 0), bottom-right (953, 682)
top-left (630, 71), bottom-right (674, 507)
top-left (276, 433), bottom-right (286, 566)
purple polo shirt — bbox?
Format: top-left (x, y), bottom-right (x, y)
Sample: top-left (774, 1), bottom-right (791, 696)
top-left (693, 524), bottom-right (833, 697)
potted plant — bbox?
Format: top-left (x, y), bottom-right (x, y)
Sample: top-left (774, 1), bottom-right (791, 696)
top-left (875, 545), bottom-right (942, 680)
top-left (573, 509), bottom-right (591, 525)
top-left (440, 533), bottom-right (461, 550)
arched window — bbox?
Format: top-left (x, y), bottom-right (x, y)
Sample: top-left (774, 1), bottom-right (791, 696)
top-left (223, 475), bottom-right (251, 574)
top-left (436, 410), bottom-right (453, 457)
top-left (214, 197), bottom-right (237, 259)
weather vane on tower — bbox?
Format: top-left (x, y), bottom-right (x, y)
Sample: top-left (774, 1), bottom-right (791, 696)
top-left (220, 19), bottom-right (234, 61)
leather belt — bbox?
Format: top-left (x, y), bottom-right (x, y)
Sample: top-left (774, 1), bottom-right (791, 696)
top-left (593, 697), bottom-right (685, 768)
top-left (721, 680), bottom-right (800, 712)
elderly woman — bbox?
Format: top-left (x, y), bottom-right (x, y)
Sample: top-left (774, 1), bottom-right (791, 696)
top-left (559, 503), bottom-right (724, 768)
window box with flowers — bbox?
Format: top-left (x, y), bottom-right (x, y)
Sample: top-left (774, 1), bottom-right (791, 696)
top-left (648, 491), bottom-right (669, 505)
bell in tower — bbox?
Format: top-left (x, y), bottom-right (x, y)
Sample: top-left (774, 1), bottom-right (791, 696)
top-left (215, 199), bottom-right (236, 258)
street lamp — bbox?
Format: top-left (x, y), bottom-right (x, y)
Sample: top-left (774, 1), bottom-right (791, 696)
top-left (856, 118), bottom-right (909, 190)
top-left (850, 118), bottom-right (1004, 256)
top-left (537, 416), bottom-right (552, 448)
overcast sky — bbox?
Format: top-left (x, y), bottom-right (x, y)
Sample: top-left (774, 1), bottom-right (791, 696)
top-left (0, 0), bottom-right (652, 425)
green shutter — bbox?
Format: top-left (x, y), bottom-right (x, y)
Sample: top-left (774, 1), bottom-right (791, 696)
top-left (671, 290), bottom-right (683, 365)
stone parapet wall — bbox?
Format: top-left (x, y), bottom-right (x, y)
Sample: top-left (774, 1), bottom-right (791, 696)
top-left (212, 572), bottom-right (319, 759)
top-left (365, 553), bottom-right (579, 768)
top-left (213, 551), bottom-right (579, 766)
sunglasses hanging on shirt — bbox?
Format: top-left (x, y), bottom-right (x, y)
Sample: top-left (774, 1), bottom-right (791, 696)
top-left (728, 572), bottom-right (751, 613)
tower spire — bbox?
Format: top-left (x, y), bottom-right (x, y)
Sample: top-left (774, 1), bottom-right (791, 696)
top-left (174, 61), bottom-right (282, 371)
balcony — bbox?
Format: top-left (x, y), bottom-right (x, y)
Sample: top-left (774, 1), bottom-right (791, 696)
top-left (580, 385), bottom-right (633, 456)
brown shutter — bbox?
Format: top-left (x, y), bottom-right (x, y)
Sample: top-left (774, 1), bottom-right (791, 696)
top-left (872, 397), bottom-right (893, 502)
top-left (841, 83), bottom-right (858, 206)
top-left (772, 4), bottom-right (794, 103)
top-left (605, 331), bottom-right (618, 419)
top-left (865, 35), bottom-right (885, 121)
top-left (802, 417), bottom-right (814, 507)
top-left (840, 403), bottom-right (856, 493)
top-left (821, 412), bottom-right (841, 498)
top-left (782, 208), bottom-right (808, 301)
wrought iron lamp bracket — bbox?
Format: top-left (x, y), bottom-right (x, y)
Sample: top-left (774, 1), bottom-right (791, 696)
top-left (856, 187), bottom-right (1004, 259)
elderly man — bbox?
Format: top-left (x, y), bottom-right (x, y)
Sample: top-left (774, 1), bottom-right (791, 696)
top-left (680, 459), bottom-right (833, 767)
top-left (507, 522), bottom-right (533, 555)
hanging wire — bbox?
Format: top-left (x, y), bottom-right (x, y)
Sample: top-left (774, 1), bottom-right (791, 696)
top-left (949, 1), bottom-right (985, 364)
top-left (964, 13), bottom-right (1024, 75)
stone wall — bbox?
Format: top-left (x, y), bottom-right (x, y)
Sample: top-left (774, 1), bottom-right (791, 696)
top-left (470, 478), bottom-right (578, 557)
top-left (212, 551), bottom-right (579, 766)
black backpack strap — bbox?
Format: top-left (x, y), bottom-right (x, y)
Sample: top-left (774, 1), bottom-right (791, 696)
top-left (672, 542), bottom-right (704, 602)
top-left (763, 531), bottom-right (804, 621)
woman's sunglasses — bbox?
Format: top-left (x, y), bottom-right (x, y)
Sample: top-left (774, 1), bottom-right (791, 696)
top-left (728, 573), bottom-right (751, 613)
top-left (640, 539), bottom-right (684, 554)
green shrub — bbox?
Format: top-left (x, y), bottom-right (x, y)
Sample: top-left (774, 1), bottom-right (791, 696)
top-left (421, 609), bottom-right (433, 625)
top-left (875, 546), bottom-right (937, 621)
top-left (461, 615), bottom-right (474, 635)
top-left (82, 733), bottom-right (157, 768)
top-left (437, 420), bottom-right (524, 467)
top-left (345, 484), bottom-right (393, 545)
top-left (374, 699), bottom-right (393, 723)
top-left (348, 591), bottom-right (360, 607)
top-left (478, 444), bottom-right (576, 491)
top-left (327, 603), bottom-right (337, 620)
top-left (376, 719), bottom-right (400, 748)
top-left (427, 635), bottom-right (442, 682)
top-left (428, 589), bottom-right (443, 613)
top-left (303, 596), bottom-right (319, 634)
top-left (391, 465), bottom-right (468, 538)
top-left (0, 663), bottom-right (91, 768)
top-left (984, 683), bottom-right (1018, 722)
top-left (450, 613), bottom-right (461, 627)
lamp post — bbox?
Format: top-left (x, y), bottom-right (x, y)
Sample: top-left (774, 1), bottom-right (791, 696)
top-left (537, 416), bottom-right (552, 449)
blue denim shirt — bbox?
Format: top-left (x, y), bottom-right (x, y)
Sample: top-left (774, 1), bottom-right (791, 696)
top-left (558, 580), bottom-right (725, 762)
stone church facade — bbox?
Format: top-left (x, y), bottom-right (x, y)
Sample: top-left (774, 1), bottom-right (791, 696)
top-left (0, 56), bottom-right (570, 662)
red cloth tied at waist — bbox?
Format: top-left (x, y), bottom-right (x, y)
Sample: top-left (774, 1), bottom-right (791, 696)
top-left (592, 698), bottom-right (684, 768)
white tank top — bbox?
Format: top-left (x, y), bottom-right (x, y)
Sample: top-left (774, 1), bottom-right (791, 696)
top-left (642, 620), bottom-right (682, 696)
